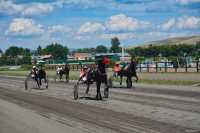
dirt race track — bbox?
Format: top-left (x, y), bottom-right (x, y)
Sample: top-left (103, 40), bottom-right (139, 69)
top-left (0, 75), bottom-right (200, 133)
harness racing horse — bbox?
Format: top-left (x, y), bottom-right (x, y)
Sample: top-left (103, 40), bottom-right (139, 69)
top-left (75, 59), bottom-right (109, 100)
top-left (95, 60), bottom-right (109, 100)
top-left (37, 69), bottom-right (47, 87)
top-left (57, 64), bottom-right (70, 82)
top-left (117, 60), bottom-right (138, 88)
top-left (29, 68), bottom-right (47, 89)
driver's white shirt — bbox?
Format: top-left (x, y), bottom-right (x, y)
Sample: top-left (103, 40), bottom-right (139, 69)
top-left (57, 67), bottom-right (63, 72)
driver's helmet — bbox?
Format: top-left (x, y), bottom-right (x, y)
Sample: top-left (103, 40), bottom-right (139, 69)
top-left (32, 66), bottom-right (36, 69)
top-left (83, 65), bottom-right (87, 70)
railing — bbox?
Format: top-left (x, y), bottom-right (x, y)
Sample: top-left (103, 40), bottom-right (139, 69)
top-left (45, 64), bottom-right (96, 71)
top-left (45, 61), bottom-right (200, 73)
top-left (137, 61), bottom-right (200, 73)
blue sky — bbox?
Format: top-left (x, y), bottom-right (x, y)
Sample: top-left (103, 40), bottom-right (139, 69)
top-left (0, 0), bottom-right (200, 50)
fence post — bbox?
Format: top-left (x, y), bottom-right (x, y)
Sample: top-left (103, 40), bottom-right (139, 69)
top-left (165, 62), bottom-right (167, 72)
top-left (185, 61), bottom-right (188, 72)
top-left (197, 61), bottom-right (199, 72)
top-left (156, 62), bottom-right (158, 72)
top-left (147, 62), bottom-right (149, 72)
top-left (175, 61), bottom-right (178, 72)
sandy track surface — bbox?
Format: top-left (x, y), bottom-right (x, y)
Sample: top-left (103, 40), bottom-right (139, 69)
top-left (0, 75), bottom-right (200, 133)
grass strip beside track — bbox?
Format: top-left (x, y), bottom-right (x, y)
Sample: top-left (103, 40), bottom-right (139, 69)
top-left (0, 70), bottom-right (199, 86)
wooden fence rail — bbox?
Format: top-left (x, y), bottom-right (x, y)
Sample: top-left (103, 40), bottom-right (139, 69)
top-left (45, 61), bottom-right (200, 73)
top-left (137, 61), bottom-right (200, 73)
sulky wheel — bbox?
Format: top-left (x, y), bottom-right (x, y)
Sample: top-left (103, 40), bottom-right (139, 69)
top-left (25, 78), bottom-right (28, 90)
top-left (104, 87), bottom-right (109, 98)
top-left (45, 79), bottom-right (49, 89)
top-left (107, 77), bottom-right (113, 88)
top-left (73, 83), bottom-right (79, 100)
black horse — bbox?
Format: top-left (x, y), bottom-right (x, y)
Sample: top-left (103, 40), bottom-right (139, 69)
top-left (57, 64), bottom-right (70, 82)
top-left (95, 60), bottom-right (109, 100)
top-left (77, 60), bottom-right (109, 100)
top-left (117, 60), bottom-right (138, 88)
top-left (29, 68), bottom-right (47, 88)
top-left (37, 68), bottom-right (47, 87)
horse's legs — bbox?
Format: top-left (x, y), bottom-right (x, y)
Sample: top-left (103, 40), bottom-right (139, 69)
top-left (135, 74), bottom-right (138, 82)
top-left (60, 73), bottom-right (63, 80)
top-left (96, 81), bottom-right (102, 100)
top-left (39, 78), bottom-right (42, 86)
top-left (104, 78), bottom-right (109, 98)
top-left (120, 76), bottom-right (122, 85)
top-left (66, 73), bottom-right (69, 82)
top-left (59, 73), bottom-right (62, 80)
top-left (85, 83), bottom-right (90, 94)
top-left (34, 77), bottom-right (40, 88)
top-left (126, 76), bottom-right (132, 88)
top-left (130, 77), bottom-right (133, 87)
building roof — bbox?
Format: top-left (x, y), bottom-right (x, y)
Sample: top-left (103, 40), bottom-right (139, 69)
top-left (95, 53), bottom-right (130, 57)
top-left (73, 53), bottom-right (92, 58)
top-left (31, 54), bottom-right (53, 60)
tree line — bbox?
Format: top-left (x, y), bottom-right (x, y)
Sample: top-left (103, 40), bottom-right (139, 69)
top-left (3, 36), bottom-right (199, 66)
top-left (0, 43), bottom-right (69, 66)
top-left (0, 37), bottom-right (122, 66)
top-left (127, 42), bottom-right (200, 60)
top-left (76, 37), bottom-right (121, 53)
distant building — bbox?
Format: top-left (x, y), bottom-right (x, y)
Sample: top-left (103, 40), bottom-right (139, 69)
top-left (67, 55), bottom-right (74, 61)
top-left (31, 54), bottom-right (53, 64)
top-left (73, 53), bottom-right (93, 60)
top-left (95, 53), bottom-right (131, 62)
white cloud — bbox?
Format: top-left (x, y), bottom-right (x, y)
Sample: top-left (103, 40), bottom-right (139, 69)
top-left (54, 0), bottom-right (117, 9)
top-left (76, 14), bottom-right (150, 42)
top-left (6, 18), bottom-right (44, 36)
top-left (48, 25), bottom-right (71, 34)
top-left (106, 14), bottom-right (150, 32)
top-left (176, 0), bottom-right (200, 5)
top-left (0, 0), bottom-right (24, 15)
top-left (22, 3), bottom-right (54, 16)
top-left (162, 16), bottom-right (200, 30)
top-left (100, 33), bottom-right (136, 40)
top-left (78, 14), bottom-right (151, 35)
top-left (176, 16), bottom-right (200, 29)
top-left (161, 18), bottom-right (176, 30)
top-left (0, 0), bottom-right (54, 16)
top-left (78, 22), bottom-right (105, 34)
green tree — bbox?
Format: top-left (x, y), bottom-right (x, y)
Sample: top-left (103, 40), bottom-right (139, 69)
top-left (43, 43), bottom-right (69, 59)
top-left (0, 49), bottom-right (2, 53)
top-left (5, 46), bottom-right (30, 57)
top-left (5, 46), bottom-right (21, 57)
top-left (22, 56), bottom-right (31, 64)
top-left (110, 37), bottom-right (121, 53)
top-left (76, 48), bottom-right (96, 53)
top-left (96, 45), bottom-right (108, 53)
top-left (37, 45), bottom-right (42, 55)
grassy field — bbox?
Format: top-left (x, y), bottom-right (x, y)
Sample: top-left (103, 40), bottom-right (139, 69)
top-left (0, 70), bottom-right (199, 86)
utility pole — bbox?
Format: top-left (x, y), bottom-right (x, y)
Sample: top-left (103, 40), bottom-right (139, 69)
top-left (121, 44), bottom-right (124, 61)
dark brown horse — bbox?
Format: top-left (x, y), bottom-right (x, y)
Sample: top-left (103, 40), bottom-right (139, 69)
top-left (117, 60), bottom-right (138, 88)
top-left (57, 64), bottom-right (70, 82)
top-left (77, 59), bottom-right (109, 100)
top-left (95, 60), bottom-right (109, 100)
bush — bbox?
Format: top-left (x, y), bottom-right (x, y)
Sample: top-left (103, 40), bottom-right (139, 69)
top-left (20, 64), bottom-right (32, 70)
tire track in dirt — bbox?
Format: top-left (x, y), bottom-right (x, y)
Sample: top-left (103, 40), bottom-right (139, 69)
top-left (0, 88), bottom-right (193, 133)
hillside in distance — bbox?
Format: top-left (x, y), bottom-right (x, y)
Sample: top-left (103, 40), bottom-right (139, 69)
top-left (129, 35), bottom-right (200, 48)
